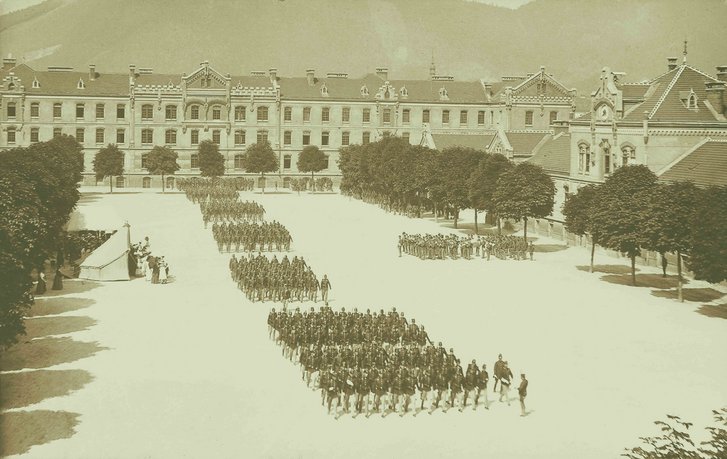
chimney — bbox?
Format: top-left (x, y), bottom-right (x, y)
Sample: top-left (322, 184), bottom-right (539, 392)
top-left (2, 55), bottom-right (16, 71)
top-left (705, 81), bottom-right (726, 116)
top-left (552, 120), bottom-right (569, 136)
top-left (717, 66), bottom-right (727, 82)
top-left (89, 64), bottom-right (96, 81)
top-left (269, 68), bottom-right (277, 83)
top-left (376, 67), bottom-right (389, 81)
top-left (667, 57), bottom-right (678, 71)
top-left (129, 64), bottom-right (136, 77)
top-left (306, 68), bottom-right (315, 86)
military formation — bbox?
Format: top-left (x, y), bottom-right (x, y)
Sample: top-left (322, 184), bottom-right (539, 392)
top-left (268, 306), bottom-right (526, 418)
top-left (398, 233), bottom-right (535, 261)
top-left (212, 221), bottom-right (292, 253)
top-left (178, 177), bottom-right (255, 202)
top-left (230, 254), bottom-right (330, 306)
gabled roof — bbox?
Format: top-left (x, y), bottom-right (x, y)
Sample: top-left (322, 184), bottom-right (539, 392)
top-left (527, 132), bottom-right (571, 175)
top-left (658, 138), bottom-right (727, 187)
top-left (503, 131), bottom-right (551, 156)
top-left (431, 133), bottom-right (495, 151)
top-left (622, 65), bottom-right (725, 123)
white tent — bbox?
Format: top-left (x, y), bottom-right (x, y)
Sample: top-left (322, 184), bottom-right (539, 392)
top-left (79, 224), bottom-right (131, 281)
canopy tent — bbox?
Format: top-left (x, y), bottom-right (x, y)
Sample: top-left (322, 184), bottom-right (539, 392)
top-left (79, 224), bottom-right (132, 281)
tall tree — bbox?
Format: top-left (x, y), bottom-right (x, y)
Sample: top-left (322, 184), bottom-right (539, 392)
top-left (468, 153), bottom-right (513, 234)
top-left (93, 144), bottom-right (125, 192)
top-left (641, 181), bottom-right (700, 302)
top-left (198, 140), bottom-right (225, 177)
top-left (145, 146), bottom-right (180, 193)
top-left (591, 164), bottom-right (657, 286)
top-left (241, 141), bottom-right (278, 193)
top-left (493, 162), bottom-right (555, 241)
top-left (688, 185), bottom-right (727, 285)
top-left (297, 145), bottom-right (327, 188)
top-left (435, 147), bottom-right (483, 228)
top-left (562, 184), bottom-right (601, 273)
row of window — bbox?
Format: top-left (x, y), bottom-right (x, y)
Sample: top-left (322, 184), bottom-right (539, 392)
top-left (4, 126), bottom-right (393, 147)
top-left (135, 153), bottom-right (330, 171)
top-left (5, 102), bottom-right (127, 120)
top-left (577, 143), bottom-right (636, 174)
top-left (7, 102), bottom-right (559, 127)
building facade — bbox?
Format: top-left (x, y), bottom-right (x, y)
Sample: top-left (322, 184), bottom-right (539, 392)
top-left (0, 56), bottom-right (574, 188)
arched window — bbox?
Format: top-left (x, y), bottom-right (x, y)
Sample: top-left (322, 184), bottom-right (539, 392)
top-left (400, 86), bottom-right (408, 97)
top-left (320, 83), bottom-right (328, 96)
top-left (234, 154), bottom-right (245, 170)
top-left (360, 85), bottom-right (369, 97)
top-left (77, 78), bottom-right (85, 89)
top-left (32, 77), bottom-right (40, 88)
top-left (687, 93), bottom-right (697, 109)
top-left (142, 177), bottom-right (152, 188)
top-left (578, 142), bottom-right (591, 173)
top-left (621, 145), bottom-right (636, 166)
top-left (190, 104), bottom-right (200, 120)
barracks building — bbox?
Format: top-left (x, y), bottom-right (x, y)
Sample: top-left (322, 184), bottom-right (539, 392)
top-left (0, 55), bottom-right (576, 188)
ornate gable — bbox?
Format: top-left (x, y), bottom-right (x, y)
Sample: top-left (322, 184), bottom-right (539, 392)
top-left (184, 61), bottom-right (230, 89)
top-left (511, 67), bottom-right (572, 98)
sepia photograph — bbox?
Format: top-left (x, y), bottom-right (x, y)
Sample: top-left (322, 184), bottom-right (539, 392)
top-left (1, 0), bottom-right (726, 457)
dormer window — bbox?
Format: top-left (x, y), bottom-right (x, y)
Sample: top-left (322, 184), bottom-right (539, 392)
top-left (321, 83), bottom-right (329, 97)
top-left (360, 85), bottom-right (369, 97)
top-left (77, 78), bottom-right (85, 89)
top-left (7, 82), bottom-right (15, 90)
top-left (439, 87), bottom-right (448, 100)
top-left (32, 77), bottom-right (40, 88)
top-left (400, 86), bottom-right (408, 97)
top-left (687, 93), bottom-right (697, 109)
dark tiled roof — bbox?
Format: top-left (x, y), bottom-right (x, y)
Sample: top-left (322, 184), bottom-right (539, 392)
top-left (528, 132), bottom-right (571, 174)
top-left (278, 74), bottom-right (487, 103)
top-left (622, 66), bottom-right (724, 123)
top-left (621, 83), bottom-right (651, 100)
top-left (1, 63), bottom-right (129, 96)
top-left (659, 139), bottom-right (727, 187)
top-left (431, 133), bottom-right (495, 151)
top-left (504, 131), bottom-right (550, 155)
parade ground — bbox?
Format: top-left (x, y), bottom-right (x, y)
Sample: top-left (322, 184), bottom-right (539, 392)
top-left (2, 189), bottom-right (726, 459)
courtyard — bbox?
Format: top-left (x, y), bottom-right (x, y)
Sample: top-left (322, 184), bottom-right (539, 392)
top-left (2, 188), bottom-right (726, 458)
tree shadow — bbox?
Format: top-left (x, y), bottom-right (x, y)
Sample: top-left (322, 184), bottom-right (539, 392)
top-left (24, 316), bottom-right (97, 339)
top-left (36, 279), bottom-right (101, 297)
top-left (600, 273), bottom-right (687, 289)
top-left (696, 303), bottom-right (727, 319)
top-left (535, 244), bottom-right (568, 253)
top-left (577, 264), bottom-right (637, 275)
top-left (0, 410), bottom-right (80, 457)
top-left (0, 337), bottom-right (108, 371)
top-left (651, 288), bottom-right (725, 303)
top-left (27, 298), bottom-right (95, 317)
top-left (0, 369), bottom-right (94, 410)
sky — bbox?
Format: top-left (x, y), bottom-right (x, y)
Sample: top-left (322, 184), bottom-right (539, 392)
top-left (1, 0), bottom-right (537, 16)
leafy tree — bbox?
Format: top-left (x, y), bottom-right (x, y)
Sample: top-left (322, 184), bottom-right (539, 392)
top-left (562, 184), bottom-right (601, 273)
top-left (198, 140), bottom-right (225, 177)
top-left (591, 165), bottom-right (657, 286)
top-left (297, 145), bottom-right (327, 188)
top-left (641, 181), bottom-right (700, 301)
top-left (241, 141), bottom-right (278, 193)
top-left (688, 185), bottom-right (727, 284)
top-left (623, 409), bottom-right (727, 459)
top-left (493, 162), bottom-right (555, 241)
top-left (469, 153), bottom-right (513, 234)
top-left (433, 147), bottom-right (483, 228)
top-left (145, 146), bottom-right (180, 193)
top-left (93, 144), bottom-right (125, 192)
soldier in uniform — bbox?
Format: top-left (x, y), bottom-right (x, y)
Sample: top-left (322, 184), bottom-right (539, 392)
top-left (474, 363), bottom-right (489, 410)
top-left (518, 373), bottom-right (528, 416)
top-left (493, 354), bottom-right (505, 393)
top-left (499, 361), bottom-right (514, 406)
top-left (320, 274), bottom-right (332, 305)
top-left (463, 359), bottom-right (479, 409)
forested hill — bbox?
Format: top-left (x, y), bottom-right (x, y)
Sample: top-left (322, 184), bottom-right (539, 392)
top-left (1, 0), bottom-right (725, 93)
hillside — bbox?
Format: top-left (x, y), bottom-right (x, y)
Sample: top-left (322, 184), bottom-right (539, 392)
top-left (1, 0), bottom-right (725, 93)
